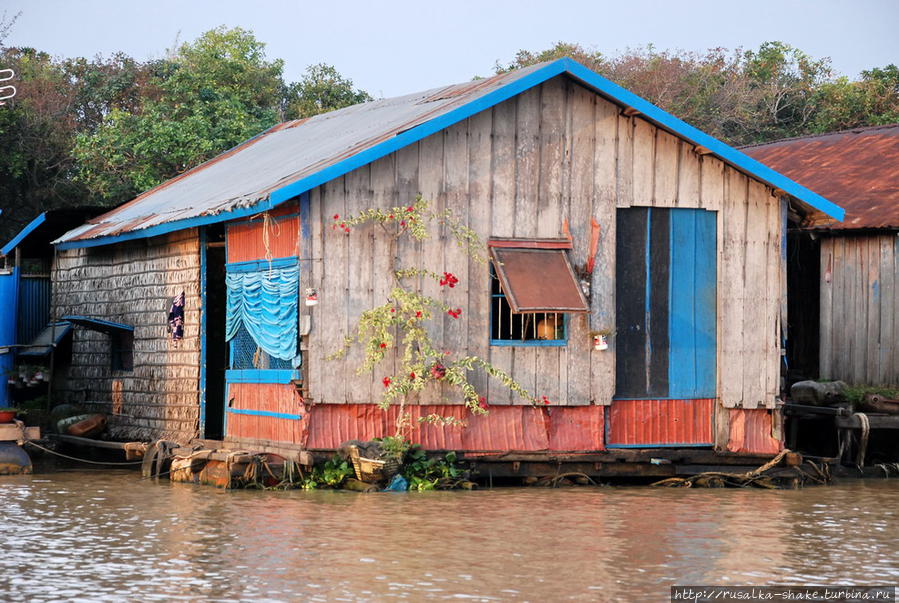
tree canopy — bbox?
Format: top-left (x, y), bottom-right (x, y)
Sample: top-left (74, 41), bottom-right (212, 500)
top-left (497, 41), bottom-right (899, 146)
top-left (0, 26), bottom-right (375, 242)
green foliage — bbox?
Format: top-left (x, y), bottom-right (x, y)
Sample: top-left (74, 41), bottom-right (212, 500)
top-left (843, 384), bottom-right (899, 405)
top-left (301, 454), bottom-right (354, 489)
top-left (73, 27), bottom-right (285, 202)
top-left (403, 447), bottom-right (462, 491)
top-left (376, 435), bottom-right (411, 461)
top-left (283, 63), bottom-right (373, 119)
top-left (328, 196), bottom-right (540, 420)
top-left (498, 41), bottom-right (898, 146)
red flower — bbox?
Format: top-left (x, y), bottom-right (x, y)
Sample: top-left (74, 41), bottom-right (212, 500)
top-left (400, 220), bottom-right (406, 227)
top-left (390, 307), bottom-right (395, 313)
top-left (447, 308), bottom-right (462, 319)
top-left (340, 223), bottom-right (346, 228)
top-left (415, 311), bottom-right (422, 318)
top-left (478, 396), bottom-right (489, 410)
top-left (379, 342), bottom-right (387, 349)
top-left (406, 206), bottom-right (414, 212)
top-left (439, 272), bottom-right (459, 288)
top-left (430, 363), bottom-right (446, 380)
top-left (541, 395), bottom-right (550, 406)
top-left (409, 372), bottom-right (416, 380)
top-left (382, 377), bottom-right (391, 388)
top-left (388, 214), bottom-right (394, 220)
top-left (333, 214), bottom-right (340, 220)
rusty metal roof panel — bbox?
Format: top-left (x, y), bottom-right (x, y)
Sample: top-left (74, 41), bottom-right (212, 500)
top-left (741, 124), bottom-right (899, 230)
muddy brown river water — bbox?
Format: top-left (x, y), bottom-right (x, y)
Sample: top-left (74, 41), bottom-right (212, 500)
top-left (1, 465), bottom-right (897, 601)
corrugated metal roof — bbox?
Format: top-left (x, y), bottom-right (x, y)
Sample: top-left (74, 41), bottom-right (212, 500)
top-left (742, 124), bottom-right (899, 230)
top-left (56, 58), bottom-right (845, 248)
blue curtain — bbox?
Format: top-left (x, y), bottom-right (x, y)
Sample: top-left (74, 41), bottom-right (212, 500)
top-left (225, 265), bottom-right (299, 361)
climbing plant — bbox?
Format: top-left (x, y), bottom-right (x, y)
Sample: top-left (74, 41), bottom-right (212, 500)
top-left (328, 196), bottom-right (549, 430)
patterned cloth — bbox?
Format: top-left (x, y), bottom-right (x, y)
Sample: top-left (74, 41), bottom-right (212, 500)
top-left (167, 291), bottom-right (185, 346)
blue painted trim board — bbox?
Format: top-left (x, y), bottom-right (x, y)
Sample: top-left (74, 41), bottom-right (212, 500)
top-left (199, 227), bottom-right (208, 437)
top-left (226, 408), bottom-right (303, 421)
top-left (225, 256), bottom-right (299, 272)
top-left (56, 58), bottom-right (843, 250)
top-left (225, 369), bottom-right (300, 384)
top-left (2, 212), bottom-right (47, 256)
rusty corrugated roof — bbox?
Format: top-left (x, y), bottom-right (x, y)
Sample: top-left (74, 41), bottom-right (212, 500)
top-left (742, 124), bottom-right (899, 230)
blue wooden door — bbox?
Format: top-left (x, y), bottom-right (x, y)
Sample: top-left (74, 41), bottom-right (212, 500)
top-left (615, 207), bottom-right (717, 399)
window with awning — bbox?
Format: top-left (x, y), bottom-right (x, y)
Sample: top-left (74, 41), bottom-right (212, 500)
top-left (488, 239), bottom-right (589, 345)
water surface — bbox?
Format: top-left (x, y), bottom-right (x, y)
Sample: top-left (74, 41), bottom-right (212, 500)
top-left (1, 464), bottom-right (897, 601)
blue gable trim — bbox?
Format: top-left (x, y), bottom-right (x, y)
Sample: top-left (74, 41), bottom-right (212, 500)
top-left (57, 58), bottom-right (844, 250)
top-left (2, 212), bottom-right (47, 256)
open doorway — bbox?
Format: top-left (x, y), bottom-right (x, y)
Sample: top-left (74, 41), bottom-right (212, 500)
top-left (203, 224), bottom-right (228, 440)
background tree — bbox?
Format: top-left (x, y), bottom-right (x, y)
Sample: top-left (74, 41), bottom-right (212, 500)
top-left (283, 63), bottom-right (372, 119)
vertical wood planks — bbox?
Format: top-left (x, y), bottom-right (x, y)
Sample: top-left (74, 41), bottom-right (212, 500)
top-left (511, 87), bottom-right (541, 403)
top-left (719, 168), bottom-right (747, 408)
top-left (616, 114), bottom-right (634, 208)
top-left (653, 130), bottom-right (679, 207)
top-left (591, 96), bottom-right (619, 405)
top-left (466, 109), bottom-right (493, 398)
top-left (443, 120), bottom-right (470, 403)
top-left (742, 179), bottom-right (768, 409)
top-left (417, 131), bottom-right (446, 405)
top-left (320, 177), bottom-right (348, 403)
top-left (677, 141), bottom-right (700, 207)
top-left (568, 84), bottom-right (596, 405)
top-left (369, 155), bottom-right (398, 401)
top-left (535, 78), bottom-right (565, 404)
top-left (818, 238), bottom-right (834, 379)
top-left (632, 118), bottom-right (654, 206)
top-left (488, 98), bottom-right (516, 405)
top-left (308, 187), bottom-right (325, 402)
top-left (880, 236), bottom-right (896, 384)
top-left (344, 166), bottom-right (373, 404)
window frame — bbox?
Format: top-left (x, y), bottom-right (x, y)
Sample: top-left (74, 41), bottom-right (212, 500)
top-left (487, 238), bottom-right (587, 348)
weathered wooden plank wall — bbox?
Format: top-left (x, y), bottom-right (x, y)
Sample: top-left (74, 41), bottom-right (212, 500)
top-left (302, 75), bottom-right (784, 411)
top-left (819, 233), bottom-right (899, 385)
top-left (52, 230), bottom-right (201, 442)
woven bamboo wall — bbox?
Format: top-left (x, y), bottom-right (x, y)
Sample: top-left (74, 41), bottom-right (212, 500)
top-left (51, 229), bottom-right (201, 443)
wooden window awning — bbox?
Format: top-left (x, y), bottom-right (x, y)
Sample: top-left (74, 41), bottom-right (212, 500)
top-left (61, 315), bottom-right (134, 334)
top-left (488, 241), bottom-right (589, 314)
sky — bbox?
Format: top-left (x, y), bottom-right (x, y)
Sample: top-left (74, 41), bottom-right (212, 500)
top-left (2, 0), bottom-right (898, 98)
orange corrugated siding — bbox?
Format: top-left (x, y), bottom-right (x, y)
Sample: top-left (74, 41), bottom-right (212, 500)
top-left (726, 408), bottom-right (782, 454)
top-left (227, 204), bottom-right (300, 263)
top-left (607, 399), bottom-right (714, 446)
top-left (305, 404), bottom-right (606, 452)
top-left (227, 383), bottom-right (308, 445)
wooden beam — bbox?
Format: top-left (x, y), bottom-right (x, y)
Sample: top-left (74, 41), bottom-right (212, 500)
top-left (621, 106), bottom-right (640, 117)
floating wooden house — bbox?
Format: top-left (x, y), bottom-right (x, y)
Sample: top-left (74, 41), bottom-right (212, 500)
top-left (49, 59), bottom-right (843, 466)
top-left (743, 125), bottom-right (899, 387)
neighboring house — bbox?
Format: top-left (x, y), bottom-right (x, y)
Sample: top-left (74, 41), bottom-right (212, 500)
top-left (743, 125), bottom-right (899, 387)
top-left (50, 59), bottom-right (843, 457)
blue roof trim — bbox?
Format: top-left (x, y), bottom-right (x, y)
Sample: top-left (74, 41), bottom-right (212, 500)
top-left (57, 58), bottom-right (843, 250)
top-left (62, 315), bottom-right (134, 333)
top-left (555, 59), bottom-right (844, 221)
top-left (2, 212), bottom-right (47, 256)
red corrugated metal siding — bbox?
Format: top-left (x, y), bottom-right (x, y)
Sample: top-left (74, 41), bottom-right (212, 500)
top-left (227, 204), bottom-right (300, 263)
top-left (607, 399), bottom-right (714, 446)
top-left (726, 408), bottom-right (782, 454)
top-left (305, 404), bottom-right (606, 452)
top-left (227, 383), bottom-right (307, 445)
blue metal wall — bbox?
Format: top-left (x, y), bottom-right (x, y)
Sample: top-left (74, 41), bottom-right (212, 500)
top-left (0, 269), bottom-right (18, 406)
top-left (17, 276), bottom-right (50, 346)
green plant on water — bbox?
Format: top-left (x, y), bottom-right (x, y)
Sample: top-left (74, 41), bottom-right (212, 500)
top-left (402, 446), bottom-right (461, 491)
top-left (843, 384), bottom-right (899, 405)
top-left (301, 455), bottom-right (354, 490)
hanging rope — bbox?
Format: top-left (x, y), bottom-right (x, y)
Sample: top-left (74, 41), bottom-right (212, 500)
top-left (856, 412), bottom-right (870, 468)
top-left (24, 440), bottom-right (145, 466)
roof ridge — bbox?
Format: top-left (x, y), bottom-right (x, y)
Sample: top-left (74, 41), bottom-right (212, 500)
top-left (739, 122), bottom-right (899, 149)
